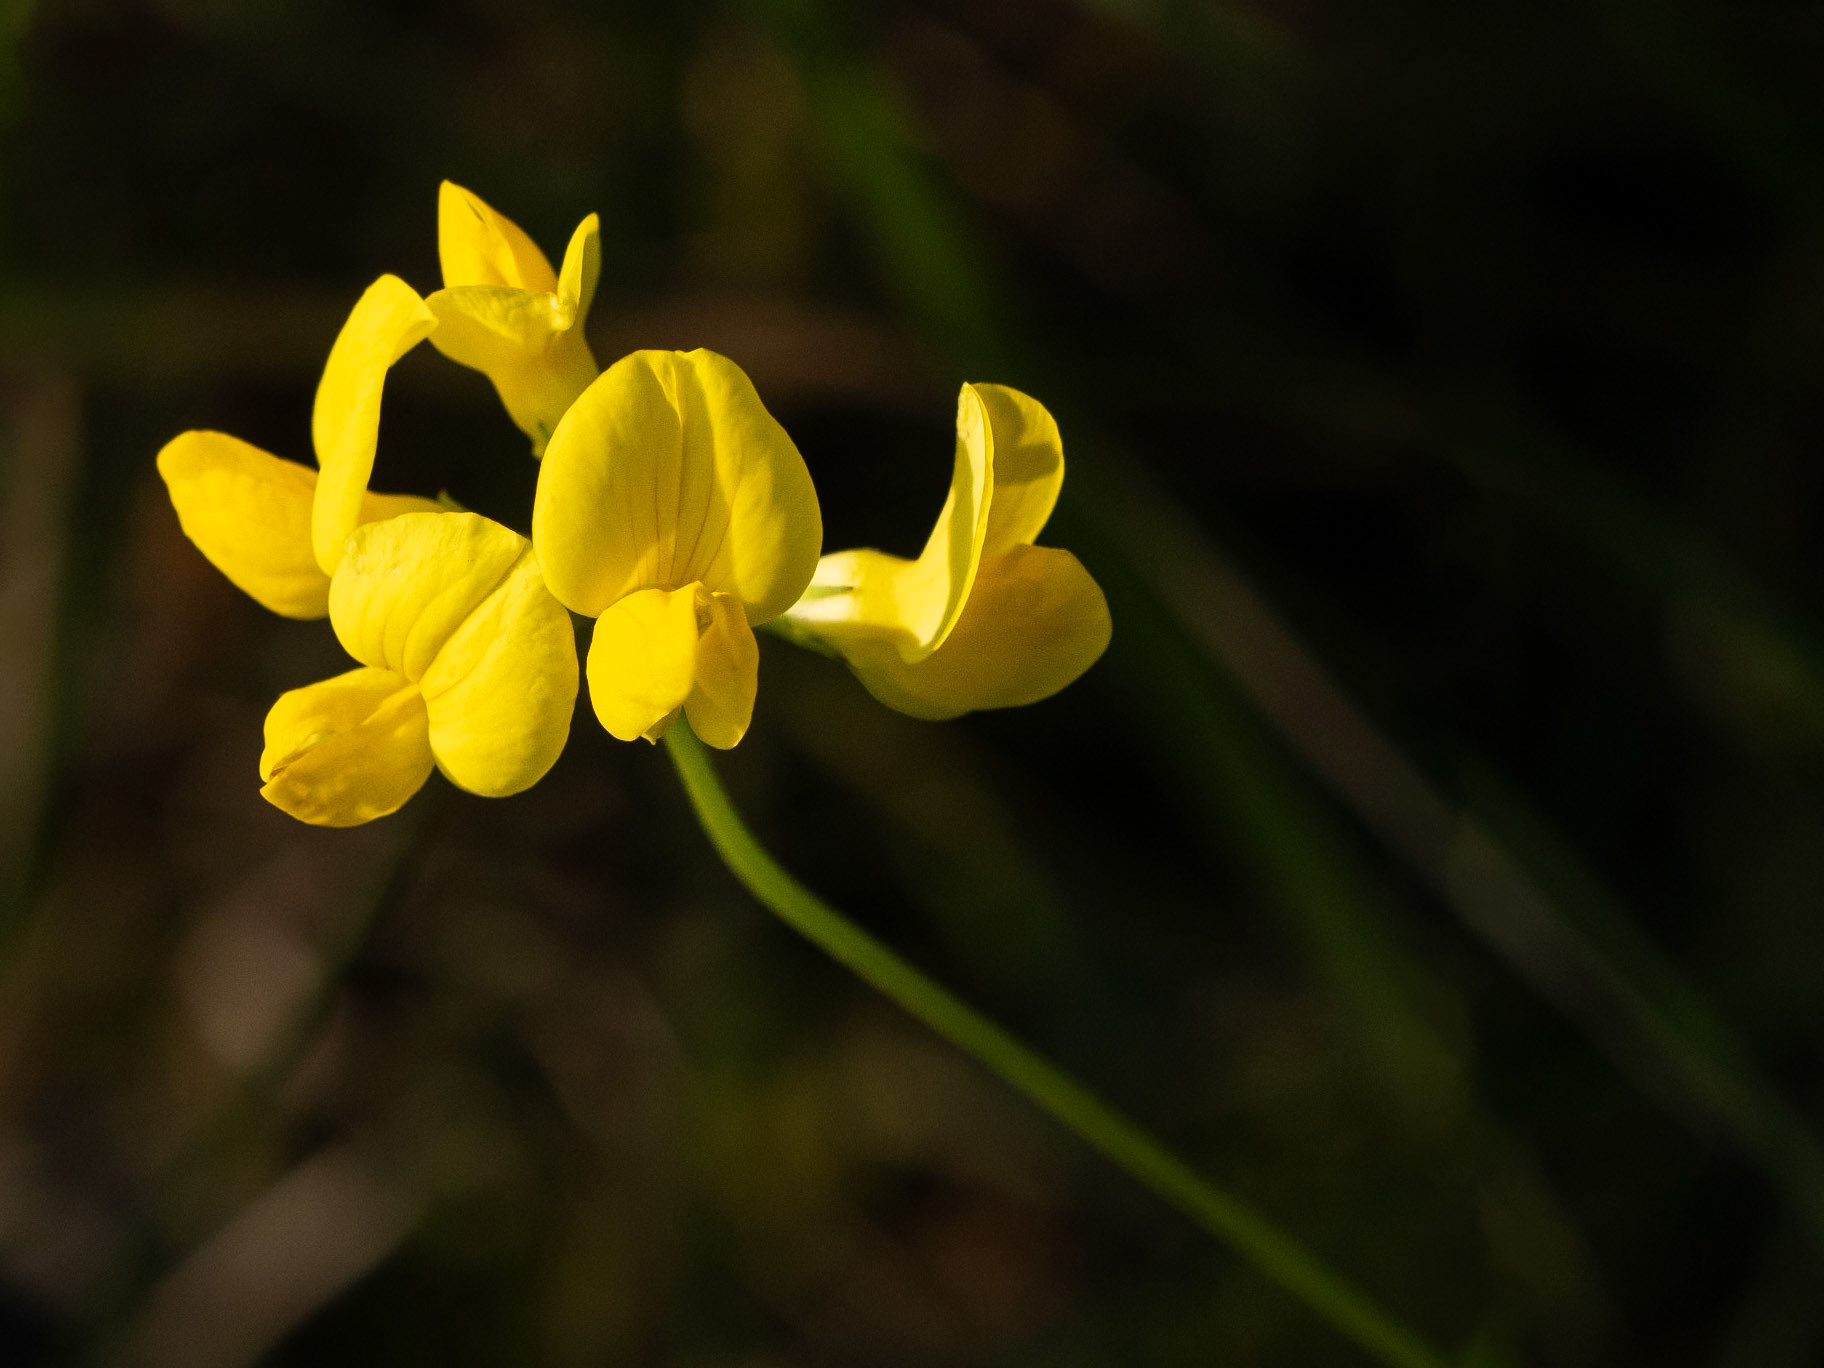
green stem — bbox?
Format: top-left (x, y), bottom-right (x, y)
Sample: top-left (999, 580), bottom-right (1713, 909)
top-left (663, 720), bottom-right (1448, 1368)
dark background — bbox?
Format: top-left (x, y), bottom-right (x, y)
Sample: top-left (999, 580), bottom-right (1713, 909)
top-left (1, 1), bottom-right (1822, 1364)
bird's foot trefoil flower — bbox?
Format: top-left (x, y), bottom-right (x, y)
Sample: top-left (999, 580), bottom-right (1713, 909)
top-left (157, 179), bottom-right (1108, 828)
top-left (261, 511), bottom-right (578, 826)
top-left (157, 274), bottom-right (440, 615)
top-left (139, 178), bottom-right (1438, 1368)
top-left (778, 383), bottom-right (1110, 720)
top-left (426, 181), bottom-right (602, 455)
top-left (531, 348), bottom-right (821, 749)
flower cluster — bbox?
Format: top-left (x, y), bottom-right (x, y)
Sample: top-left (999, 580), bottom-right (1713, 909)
top-left (159, 184), bottom-right (1111, 826)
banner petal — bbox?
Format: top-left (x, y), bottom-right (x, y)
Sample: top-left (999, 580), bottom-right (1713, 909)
top-left (533, 349), bottom-right (821, 622)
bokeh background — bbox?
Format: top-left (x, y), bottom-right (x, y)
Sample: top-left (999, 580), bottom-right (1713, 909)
top-left (2, 0), bottom-right (1823, 1364)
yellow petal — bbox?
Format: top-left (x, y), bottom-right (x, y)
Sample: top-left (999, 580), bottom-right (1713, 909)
top-left (329, 511), bottom-right (534, 681)
top-left (428, 196), bottom-right (601, 453)
top-left (555, 212), bottom-right (602, 320)
top-left (425, 285), bottom-right (599, 452)
top-left (157, 431), bottom-right (441, 619)
top-left (783, 548), bottom-right (921, 661)
top-left (259, 667), bottom-right (434, 826)
top-left (902, 381), bottom-right (993, 647)
top-left (683, 589), bottom-right (759, 750)
top-left (583, 582), bottom-right (760, 747)
top-left (972, 383), bottom-right (1064, 556)
top-left (585, 585), bottom-right (700, 742)
top-left (779, 381), bottom-right (1102, 719)
top-left (311, 275), bottom-right (437, 574)
top-left (780, 384), bottom-right (992, 661)
top-left (419, 546), bottom-right (579, 796)
top-left (438, 180), bottom-right (558, 293)
top-left (157, 431), bottom-right (330, 619)
top-left (836, 544), bottom-right (1111, 721)
top-left (329, 511), bottom-right (580, 796)
top-left (532, 349), bottom-right (822, 622)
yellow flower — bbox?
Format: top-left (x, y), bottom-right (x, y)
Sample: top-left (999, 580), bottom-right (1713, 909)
top-left (260, 512), bottom-right (579, 826)
top-left (531, 349), bottom-right (821, 750)
top-left (426, 181), bottom-right (602, 454)
top-left (157, 274), bottom-right (440, 616)
top-left (780, 383), bottom-right (1110, 720)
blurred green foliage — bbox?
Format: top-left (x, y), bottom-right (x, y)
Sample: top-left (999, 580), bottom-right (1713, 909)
top-left (1, 0), bottom-right (1823, 1365)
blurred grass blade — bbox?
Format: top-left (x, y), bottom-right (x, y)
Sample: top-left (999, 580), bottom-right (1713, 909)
top-left (122, 1142), bottom-right (417, 1368)
top-left (766, 0), bottom-right (1824, 1251)
top-left (768, 0), bottom-right (1477, 1152)
top-left (1426, 391), bottom-right (1824, 740)
top-left (0, 378), bottom-right (78, 944)
top-left (1595, 0), bottom-right (1824, 209)
top-left (758, 0), bottom-right (1010, 371)
top-left (666, 719), bottom-right (1453, 1368)
top-left (1076, 507), bottom-right (1472, 1130)
top-left (86, 798), bottom-right (443, 1360)
top-left (1461, 764), bottom-right (1824, 1235)
top-left (1231, 355), bottom-right (1824, 750)
top-left (1087, 453), bottom-right (1824, 1245)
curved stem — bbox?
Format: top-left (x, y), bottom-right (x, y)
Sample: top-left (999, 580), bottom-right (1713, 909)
top-left (663, 720), bottom-right (1449, 1368)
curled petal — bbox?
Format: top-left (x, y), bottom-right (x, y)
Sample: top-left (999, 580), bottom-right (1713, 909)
top-left (902, 381), bottom-right (992, 650)
top-left (782, 383), bottom-right (996, 661)
top-left (533, 349), bottom-right (822, 622)
top-left (419, 549), bottom-right (579, 796)
top-left (784, 383), bottom-right (1068, 665)
top-left (426, 283), bottom-right (598, 452)
top-left (259, 667), bottom-right (434, 826)
top-left (157, 430), bottom-right (438, 619)
top-left (837, 544), bottom-right (1111, 721)
top-left (311, 275), bottom-right (437, 574)
top-left (973, 382), bottom-right (1064, 557)
top-left (439, 180), bottom-right (558, 293)
top-left (780, 381), bottom-right (1098, 720)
